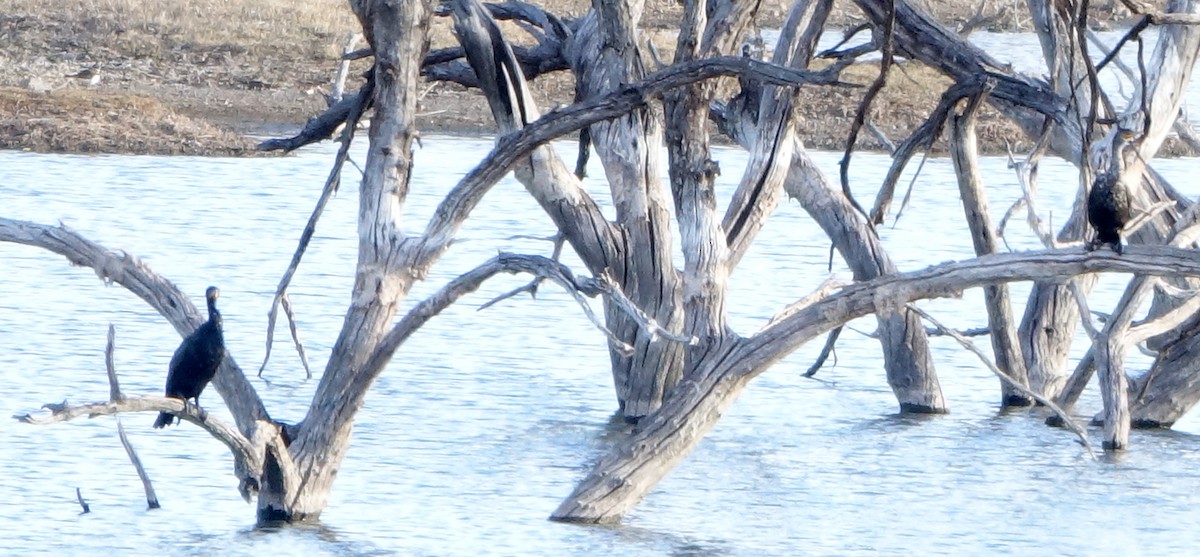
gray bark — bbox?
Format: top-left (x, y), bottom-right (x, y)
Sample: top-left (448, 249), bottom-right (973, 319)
top-left (949, 93), bottom-right (1032, 407)
top-left (552, 246), bottom-right (1200, 522)
top-left (664, 0), bottom-right (756, 347)
top-left (713, 0), bottom-right (946, 412)
top-left (1016, 0), bottom-right (1099, 398)
top-left (270, 0), bottom-right (435, 522)
top-left (1131, 315), bottom-right (1200, 427)
top-left (856, 0), bottom-right (1200, 405)
top-left (566, 4), bottom-right (686, 421)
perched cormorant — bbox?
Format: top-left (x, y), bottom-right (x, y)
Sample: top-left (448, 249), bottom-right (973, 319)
top-left (1087, 171), bottom-right (1131, 255)
top-left (154, 286), bottom-right (225, 428)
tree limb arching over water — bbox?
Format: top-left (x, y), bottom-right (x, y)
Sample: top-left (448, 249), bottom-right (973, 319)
top-left (8, 0), bottom-right (1200, 528)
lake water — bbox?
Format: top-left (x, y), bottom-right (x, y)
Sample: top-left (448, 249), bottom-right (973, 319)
top-left (4, 29), bottom-right (1200, 557)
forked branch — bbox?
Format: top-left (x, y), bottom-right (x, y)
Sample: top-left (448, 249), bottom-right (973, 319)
top-left (358, 253), bottom-right (697, 388)
top-left (0, 217), bottom-right (270, 430)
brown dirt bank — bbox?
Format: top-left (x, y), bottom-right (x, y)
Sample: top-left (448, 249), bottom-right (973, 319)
top-left (0, 0), bottom-right (1180, 157)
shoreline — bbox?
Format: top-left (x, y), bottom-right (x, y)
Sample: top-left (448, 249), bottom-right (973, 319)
top-left (1, 0), bottom-right (1180, 158)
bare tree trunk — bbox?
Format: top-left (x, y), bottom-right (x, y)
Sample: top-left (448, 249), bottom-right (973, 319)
top-left (1096, 334), bottom-right (1132, 449)
top-left (551, 246), bottom-right (1200, 522)
top-left (663, 0), bottom-right (755, 347)
top-left (949, 92), bottom-right (1032, 407)
top-left (1130, 313), bottom-right (1200, 426)
top-left (268, 0), bottom-right (435, 522)
top-left (566, 4), bottom-right (686, 421)
top-left (714, 0), bottom-right (946, 412)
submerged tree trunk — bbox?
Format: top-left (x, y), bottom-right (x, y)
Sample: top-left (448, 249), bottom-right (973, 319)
top-left (551, 247), bottom-right (1200, 522)
top-left (949, 93), bottom-right (1032, 407)
top-left (714, 0), bottom-right (946, 413)
top-left (1130, 312), bottom-right (1200, 427)
top-left (260, 0), bottom-right (436, 521)
top-left (566, 4), bottom-right (686, 421)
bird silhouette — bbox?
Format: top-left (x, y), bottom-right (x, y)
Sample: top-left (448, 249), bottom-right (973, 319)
top-left (154, 286), bottom-right (225, 428)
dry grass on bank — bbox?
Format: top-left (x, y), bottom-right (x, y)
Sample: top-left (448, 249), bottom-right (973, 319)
top-left (0, 86), bottom-right (257, 155)
top-left (0, 0), bottom-right (1180, 156)
top-left (0, 0), bottom-right (356, 61)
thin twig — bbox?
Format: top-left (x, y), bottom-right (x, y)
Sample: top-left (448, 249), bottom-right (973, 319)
top-left (76, 487), bottom-right (90, 514)
top-left (261, 83), bottom-right (372, 377)
top-left (117, 419), bottom-right (160, 509)
top-left (838, 2), bottom-right (894, 222)
top-left (280, 294), bottom-right (313, 379)
top-left (907, 304), bottom-right (1095, 456)
top-left (105, 324), bottom-right (123, 402)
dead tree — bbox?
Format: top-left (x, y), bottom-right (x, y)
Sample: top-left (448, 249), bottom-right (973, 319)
top-left (712, 0), bottom-right (947, 412)
top-left (0, 0), bottom-right (933, 524)
top-left (13, 0), bottom-right (1200, 528)
top-left (853, 0), bottom-right (1200, 424)
top-left (5, 0), bottom-right (639, 523)
top-left (446, 0), bottom-right (1200, 523)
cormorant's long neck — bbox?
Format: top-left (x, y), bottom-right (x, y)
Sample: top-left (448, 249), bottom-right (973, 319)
top-left (207, 299), bottom-right (222, 326)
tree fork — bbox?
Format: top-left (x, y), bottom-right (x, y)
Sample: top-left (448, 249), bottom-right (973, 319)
top-left (553, 247), bottom-right (1200, 523)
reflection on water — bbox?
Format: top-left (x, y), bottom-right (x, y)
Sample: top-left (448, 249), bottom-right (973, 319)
top-left (3, 128), bottom-right (1200, 555)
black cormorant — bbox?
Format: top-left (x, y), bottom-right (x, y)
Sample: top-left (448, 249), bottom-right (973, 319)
top-left (154, 286), bottom-right (225, 428)
top-left (1087, 171), bottom-right (1130, 255)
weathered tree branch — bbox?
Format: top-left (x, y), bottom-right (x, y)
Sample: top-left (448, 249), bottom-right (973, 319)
top-left (16, 395), bottom-right (266, 500)
top-left (949, 87), bottom-right (1032, 406)
top-left (105, 324), bottom-right (123, 402)
top-left (746, 247), bottom-right (1200, 372)
top-left (425, 0), bottom-right (574, 86)
top-left (870, 76), bottom-right (987, 225)
top-left (840, 0), bottom-right (893, 221)
top-left (554, 246), bottom-right (1200, 523)
top-left (259, 94), bottom-right (370, 378)
top-left (361, 252), bottom-right (697, 386)
top-left (117, 419), bottom-right (160, 509)
top-left (257, 79), bottom-right (374, 152)
top-left (0, 218), bottom-right (270, 432)
top-left (413, 54), bottom-right (855, 268)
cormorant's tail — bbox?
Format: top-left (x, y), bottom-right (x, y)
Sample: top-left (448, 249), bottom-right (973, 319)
top-left (153, 411), bottom-right (174, 429)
